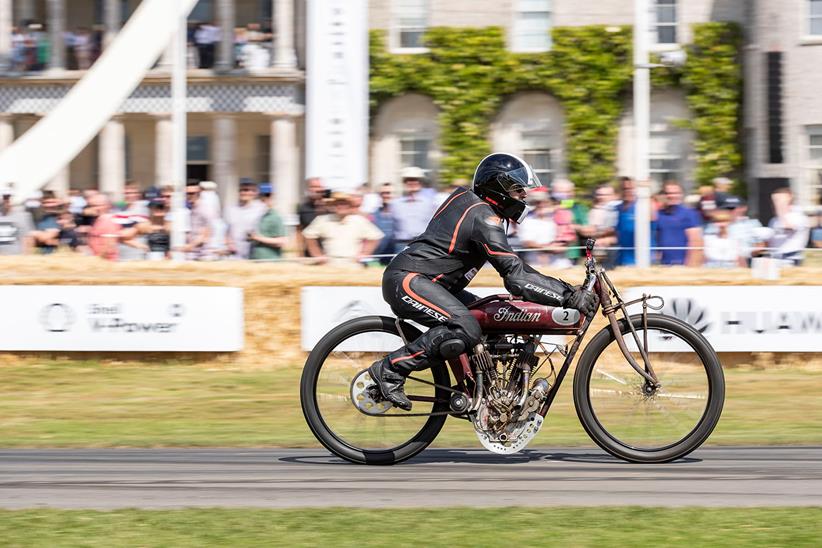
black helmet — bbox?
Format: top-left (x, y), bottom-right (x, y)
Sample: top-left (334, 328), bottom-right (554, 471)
top-left (472, 153), bottom-right (541, 223)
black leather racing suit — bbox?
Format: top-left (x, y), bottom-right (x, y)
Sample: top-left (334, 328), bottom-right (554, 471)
top-left (382, 188), bottom-right (573, 374)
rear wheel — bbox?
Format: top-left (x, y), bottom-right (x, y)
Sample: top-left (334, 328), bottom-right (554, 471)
top-left (573, 314), bottom-right (724, 463)
top-left (300, 316), bottom-right (451, 465)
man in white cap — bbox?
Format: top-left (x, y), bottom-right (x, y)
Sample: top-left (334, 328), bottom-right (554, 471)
top-left (392, 166), bottom-right (436, 249)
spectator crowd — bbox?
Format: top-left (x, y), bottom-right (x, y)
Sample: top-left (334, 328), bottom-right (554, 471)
top-left (0, 168), bottom-right (819, 269)
top-left (9, 19), bottom-right (281, 74)
top-left (10, 21), bottom-right (102, 73)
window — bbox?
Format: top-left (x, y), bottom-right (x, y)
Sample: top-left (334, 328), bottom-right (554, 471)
top-left (522, 150), bottom-right (552, 185)
top-left (654, 0), bottom-right (677, 45)
top-left (520, 133), bottom-right (554, 184)
top-left (766, 52), bottom-right (784, 164)
top-left (256, 135), bottom-right (271, 184)
top-left (513, 0), bottom-right (552, 52)
top-left (187, 136), bottom-right (210, 162)
top-left (649, 158), bottom-right (680, 187)
top-left (811, 0), bottom-right (822, 35)
top-left (394, 0), bottom-right (428, 50)
top-left (400, 136), bottom-right (432, 180)
top-left (649, 131), bottom-right (684, 187)
top-left (810, 127), bottom-right (822, 162)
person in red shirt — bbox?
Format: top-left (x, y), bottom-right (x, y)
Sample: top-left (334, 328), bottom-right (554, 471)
top-left (87, 193), bottom-right (120, 260)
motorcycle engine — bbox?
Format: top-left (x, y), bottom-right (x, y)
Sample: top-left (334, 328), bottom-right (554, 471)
top-left (469, 342), bottom-right (551, 454)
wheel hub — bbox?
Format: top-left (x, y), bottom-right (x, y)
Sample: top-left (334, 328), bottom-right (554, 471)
top-left (350, 368), bottom-right (393, 415)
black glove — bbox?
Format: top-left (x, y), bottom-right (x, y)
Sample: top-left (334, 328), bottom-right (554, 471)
top-left (563, 286), bottom-right (600, 317)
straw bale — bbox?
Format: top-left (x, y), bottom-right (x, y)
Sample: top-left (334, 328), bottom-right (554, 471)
top-left (0, 255), bottom-right (820, 369)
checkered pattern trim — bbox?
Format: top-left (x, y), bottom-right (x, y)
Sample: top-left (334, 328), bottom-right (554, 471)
top-left (0, 83), bottom-right (303, 115)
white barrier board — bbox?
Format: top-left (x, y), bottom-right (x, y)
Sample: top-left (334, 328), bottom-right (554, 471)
top-left (301, 286), bottom-right (568, 352)
top-left (0, 286), bottom-right (243, 351)
top-left (624, 286), bottom-right (822, 352)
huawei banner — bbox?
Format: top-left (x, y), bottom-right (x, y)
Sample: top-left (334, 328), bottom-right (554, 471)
top-left (306, 0), bottom-right (368, 191)
top-left (0, 286), bottom-right (243, 351)
top-left (303, 285), bottom-right (822, 353)
top-left (624, 286), bottom-right (822, 352)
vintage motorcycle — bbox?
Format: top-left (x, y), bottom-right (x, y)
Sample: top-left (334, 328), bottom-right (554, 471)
top-left (300, 239), bottom-right (725, 465)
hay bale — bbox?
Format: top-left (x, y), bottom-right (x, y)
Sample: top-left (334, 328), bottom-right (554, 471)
top-left (0, 256), bottom-right (819, 369)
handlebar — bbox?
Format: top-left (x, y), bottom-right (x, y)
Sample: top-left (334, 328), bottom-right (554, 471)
top-left (583, 238), bottom-right (597, 292)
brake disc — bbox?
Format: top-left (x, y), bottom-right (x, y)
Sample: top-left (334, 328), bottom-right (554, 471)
top-left (350, 368), bottom-right (393, 416)
top-left (473, 411), bottom-right (544, 455)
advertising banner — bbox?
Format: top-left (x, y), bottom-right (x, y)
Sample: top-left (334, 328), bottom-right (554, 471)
top-left (624, 286), bottom-right (822, 352)
top-left (0, 286), bottom-right (243, 351)
top-left (306, 0), bottom-right (368, 190)
top-left (304, 285), bottom-right (822, 353)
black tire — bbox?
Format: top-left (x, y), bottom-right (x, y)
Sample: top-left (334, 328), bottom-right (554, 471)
top-left (573, 313), bottom-right (725, 463)
top-left (300, 315), bottom-right (451, 465)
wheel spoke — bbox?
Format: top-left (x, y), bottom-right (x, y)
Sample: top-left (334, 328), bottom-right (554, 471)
top-left (584, 324), bottom-right (715, 453)
top-left (311, 326), bottom-right (448, 452)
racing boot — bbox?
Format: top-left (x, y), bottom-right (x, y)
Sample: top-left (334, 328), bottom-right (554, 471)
top-left (368, 358), bottom-right (412, 411)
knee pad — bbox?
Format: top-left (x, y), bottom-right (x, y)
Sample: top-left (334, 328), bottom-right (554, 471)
top-left (449, 315), bottom-right (482, 347)
top-left (438, 338), bottom-right (466, 359)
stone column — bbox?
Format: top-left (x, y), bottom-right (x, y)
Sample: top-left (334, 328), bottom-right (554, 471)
top-left (103, 0), bottom-right (121, 49)
top-left (0, 114), bottom-right (12, 152)
top-left (270, 115), bottom-right (299, 222)
top-left (0, 0), bottom-right (11, 73)
top-left (47, 0), bottom-right (65, 71)
top-left (215, 0), bottom-right (235, 71)
top-left (273, 0), bottom-right (296, 69)
top-left (154, 114), bottom-right (173, 186)
top-left (212, 115), bottom-right (238, 207)
top-left (98, 117), bottom-right (126, 199)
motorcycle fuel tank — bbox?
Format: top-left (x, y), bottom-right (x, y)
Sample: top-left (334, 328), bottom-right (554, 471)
top-left (469, 297), bottom-right (583, 334)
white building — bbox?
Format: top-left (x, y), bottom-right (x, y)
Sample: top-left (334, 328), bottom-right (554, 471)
top-left (0, 0), bottom-right (305, 218)
top-left (369, 0), bottom-right (822, 215)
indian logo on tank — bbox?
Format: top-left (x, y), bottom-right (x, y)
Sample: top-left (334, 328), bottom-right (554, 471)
top-left (493, 306), bottom-right (541, 323)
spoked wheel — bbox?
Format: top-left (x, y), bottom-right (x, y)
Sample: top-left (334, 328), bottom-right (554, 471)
top-left (300, 316), bottom-right (451, 465)
top-left (574, 314), bottom-right (724, 463)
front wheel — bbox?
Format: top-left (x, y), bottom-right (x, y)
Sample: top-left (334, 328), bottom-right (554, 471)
top-left (301, 316), bottom-right (451, 465)
top-left (573, 314), bottom-right (725, 463)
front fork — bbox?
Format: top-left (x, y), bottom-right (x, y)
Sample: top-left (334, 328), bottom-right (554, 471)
top-left (598, 272), bottom-right (661, 390)
top-left (537, 272), bottom-right (661, 417)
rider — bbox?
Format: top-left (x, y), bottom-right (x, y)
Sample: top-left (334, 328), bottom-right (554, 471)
top-left (370, 153), bottom-right (600, 411)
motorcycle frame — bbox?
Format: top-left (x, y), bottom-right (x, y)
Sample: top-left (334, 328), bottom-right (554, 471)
top-left (442, 238), bottom-right (662, 420)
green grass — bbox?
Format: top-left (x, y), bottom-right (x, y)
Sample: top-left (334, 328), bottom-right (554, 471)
top-left (0, 360), bottom-right (820, 447)
top-left (0, 507), bottom-right (819, 547)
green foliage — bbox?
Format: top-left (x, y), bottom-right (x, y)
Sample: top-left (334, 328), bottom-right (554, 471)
top-left (681, 22), bottom-right (743, 186)
top-left (370, 22), bottom-right (742, 191)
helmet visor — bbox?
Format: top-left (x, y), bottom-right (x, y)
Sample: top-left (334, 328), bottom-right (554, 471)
top-left (500, 166), bottom-right (541, 194)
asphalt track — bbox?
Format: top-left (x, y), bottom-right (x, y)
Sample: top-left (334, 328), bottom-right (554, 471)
top-left (0, 447), bottom-right (819, 509)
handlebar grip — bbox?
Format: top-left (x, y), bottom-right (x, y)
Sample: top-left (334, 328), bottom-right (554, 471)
top-left (586, 238), bottom-right (595, 252)
top-left (584, 273), bottom-right (597, 292)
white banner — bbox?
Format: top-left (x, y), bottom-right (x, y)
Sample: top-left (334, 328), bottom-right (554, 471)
top-left (0, 286), bottom-right (243, 351)
top-left (306, 0), bottom-right (368, 191)
top-left (301, 286), bottom-right (568, 351)
top-left (624, 286), bottom-right (822, 352)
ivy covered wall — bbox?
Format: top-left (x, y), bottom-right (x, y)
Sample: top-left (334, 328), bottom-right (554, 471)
top-left (370, 22), bottom-right (742, 192)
